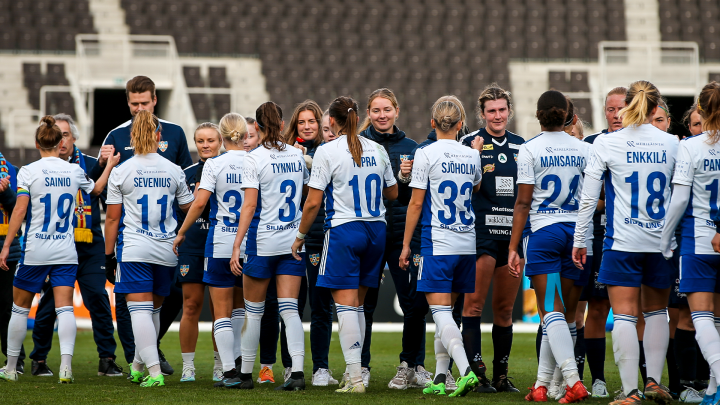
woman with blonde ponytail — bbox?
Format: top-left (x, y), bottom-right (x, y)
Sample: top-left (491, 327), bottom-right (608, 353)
top-left (572, 81), bottom-right (679, 404)
top-left (174, 113), bottom-right (248, 387)
top-left (290, 96), bottom-right (398, 393)
top-left (103, 110), bottom-right (195, 388)
top-left (661, 82), bottom-right (720, 404)
top-left (0, 116), bottom-right (119, 383)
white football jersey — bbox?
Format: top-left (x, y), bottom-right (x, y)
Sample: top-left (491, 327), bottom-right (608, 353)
top-left (517, 131), bottom-right (590, 232)
top-left (584, 124), bottom-right (679, 252)
top-left (17, 157), bottom-right (94, 265)
top-left (672, 132), bottom-right (720, 255)
top-left (309, 136), bottom-right (397, 228)
top-left (199, 150), bottom-right (246, 258)
top-left (107, 153), bottom-right (194, 266)
top-left (409, 139), bottom-right (482, 255)
top-left (242, 144), bottom-right (309, 256)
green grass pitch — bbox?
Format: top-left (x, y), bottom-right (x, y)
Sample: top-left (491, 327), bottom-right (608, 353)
top-left (3, 330), bottom-right (652, 404)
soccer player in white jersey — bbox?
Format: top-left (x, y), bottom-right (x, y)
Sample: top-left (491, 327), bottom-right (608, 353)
top-left (660, 82), bottom-right (720, 405)
top-left (399, 96), bottom-right (482, 397)
top-left (104, 111), bottom-right (195, 388)
top-left (174, 113), bottom-right (248, 387)
top-left (229, 102), bottom-right (309, 391)
top-left (506, 91), bottom-right (590, 403)
top-left (572, 81), bottom-right (679, 405)
top-left (0, 116), bottom-right (118, 383)
top-left (290, 96), bottom-right (398, 394)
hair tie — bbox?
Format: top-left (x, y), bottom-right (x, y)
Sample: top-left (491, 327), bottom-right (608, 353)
top-left (348, 108), bottom-right (354, 113)
top-left (658, 105), bottom-right (669, 116)
top-left (698, 104), bottom-right (705, 113)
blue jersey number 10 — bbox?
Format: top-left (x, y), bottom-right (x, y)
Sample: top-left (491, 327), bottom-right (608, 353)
top-left (349, 173), bottom-right (382, 217)
top-left (40, 193), bottom-right (74, 233)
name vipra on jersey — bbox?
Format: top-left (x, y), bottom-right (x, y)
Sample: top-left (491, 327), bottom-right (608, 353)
top-left (410, 139), bottom-right (482, 256)
top-left (673, 132), bottom-right (720, 255)
top-left (584, 124), bottom-right (678, 251)
top-left (107, 154), bottom-right (194, 266)
top-left (200, 150), bottom-right (246, 258)
top-left (308, 136), bottom-right (396, 228)
top-left (242, 145), bottom-right (309, 256)
top-left (517, 132), bottom-right (589, 232)
top-left (17, 158), bottom-right (95, 265)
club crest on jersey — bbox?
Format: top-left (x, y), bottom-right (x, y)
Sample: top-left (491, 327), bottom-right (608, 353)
top-left (483, 144), bottom-right (493, 150)
top-left (180, 265), bottom-right (189, 277)
top-left (400, 155), bottom-right (411, 162)
top-left (413, 254), bottom-right (421, 267)
top-left (483, 163), bottom-right (495, 173)
top-left (514, 153), bottom-right (518, 162)
top-left (498, 153), bottom-right (508, 163)
top-left (309, 253), bottom-right (320, 266)
top-left (158, 141), bottom-right (168, 152)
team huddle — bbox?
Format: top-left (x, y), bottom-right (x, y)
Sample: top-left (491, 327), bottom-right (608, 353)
top-left (1, 74), bottom-right (720, 404)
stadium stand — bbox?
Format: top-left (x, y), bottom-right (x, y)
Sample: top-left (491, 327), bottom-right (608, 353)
top-left (658, 0), bottom-right (720, 60)
top-left (119, 0), bottom-right (626, 133)
top-left (22, 62), bottom-right (76, 118)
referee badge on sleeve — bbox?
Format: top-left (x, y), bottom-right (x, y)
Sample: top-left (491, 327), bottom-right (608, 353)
top-left (412, 254), bottom-right (422, 267)
top-left (309, 253), bottom-right (320, 266)
top-left (180, 265), bottom-right (189, 276)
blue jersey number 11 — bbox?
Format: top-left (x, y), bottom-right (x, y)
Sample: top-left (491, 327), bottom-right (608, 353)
top-left (138, 194), bottom-right (169, 233)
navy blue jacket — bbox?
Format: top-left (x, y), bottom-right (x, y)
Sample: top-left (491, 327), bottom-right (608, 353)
top-left (297, 138), bottom-right (327, 251)
top-left (0, 163), bottom-right (21, 262)
top-left (409, 129), bottom-right (437, 251)
top-left (91, 118), bottom-right (193, 178)
top-left (360, 125), bottom-right (418, 250)
top-left (175, 161), bottom-right (210, 257)
top-left (77, 154), bottom-right (105, 258)
top-left (585, 129), bottom-right (609, 240)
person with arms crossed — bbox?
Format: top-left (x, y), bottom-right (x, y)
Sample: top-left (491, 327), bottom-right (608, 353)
top-left (0, 116), bottom-right (118, 383)
top-left (291, 96), bottom-right (398, 394)
top-left (104, 111), bottom-right (194, 388)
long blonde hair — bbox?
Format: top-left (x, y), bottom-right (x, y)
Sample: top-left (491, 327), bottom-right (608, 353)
top-left (131, 110), bottom-right (161, 155)
top-left (619, 81), bottom-right (662, 127)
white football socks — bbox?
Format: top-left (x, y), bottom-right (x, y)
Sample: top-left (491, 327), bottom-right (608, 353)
top-left (241, 300), bottom-right (264, 374)
top-left (433, 329), bottom-right (451, 380)
top-left (431, 305), bottom-right (470, 374)
top-left (182, 352), bottom-right (195, 369)
top-left (693, 312), bottom-right (720, 381)
top-left (128, 301), bottom-right (161, 377)
top-left (357, 305), bottom-right (366, 353)
top-left (5, 304), bottom-right (29, 371)
top-left (536, 324), bottom-right (555, 388)
top-left (213, 351), bottom-right (221, 370)
top-left (152, 306), bottom-right (162, 339)
top-left (336, 304), bottom-right (362, 385)
top-left (544, 312), bottom-right (580, 387)
top-left (613, 314), bottom-right (639, 396)
top-left (278, 298), bottom-right (304, 373)
top-left (213, 318), bottom-right (235, 372)
top-left (643, 309), bottom-right (668, 384)
top-left (55, 306), bottom-right (76, 370)
top-left (231, 307), bottom-right (245, 360)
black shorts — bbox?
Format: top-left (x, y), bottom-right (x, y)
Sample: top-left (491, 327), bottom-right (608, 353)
top-left (476, 238), bottom-right (523, 267)
top-left (668, 248), bottom-right (687, 308)
top-left (175, 254), bottom-right (205, 285)
top-left (580, 239), bottom-right (609, 300)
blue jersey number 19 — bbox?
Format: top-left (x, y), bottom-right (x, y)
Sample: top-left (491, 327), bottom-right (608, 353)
top-left (40, 193), bottom-right (74, 233)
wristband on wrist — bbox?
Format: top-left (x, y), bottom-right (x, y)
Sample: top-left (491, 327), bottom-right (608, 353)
top-left (296, 231), bottom-right (306, 240)
top-left (397, 169), bottom-right (411, 183)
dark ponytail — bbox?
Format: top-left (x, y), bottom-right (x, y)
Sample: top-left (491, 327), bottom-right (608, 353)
top-left (698, 81), bottom-right (720, 144)
top-left (329, 96), bottom-right (362, 166)
top-left (36, 115), bottom-right (62, 150)
top-left (256, 101), bottom-right (284, 151)
top-left (536, 90), bottom-right (568, 129)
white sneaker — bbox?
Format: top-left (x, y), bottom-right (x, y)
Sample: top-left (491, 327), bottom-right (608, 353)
top-left (592, 379), bottom-right (610, 398)
top-left (58, 366), bottom-right (74, 384)
top-left (327, 369), bottom-right (339, 385)
top-left (0, 367), bottom-right (18, 382)
top-left (180, 366), bottom-right (195, 382)
top-left (388, 362), bottom-right (411, 389)
top-left (213, 367), bottom-right (223, 382)
top-left (409, 365), bottom-right (433, 388)
top-left (445, 370), bottom-right (457, 391)
top-left (680, 387), bottom-right (704, 403)
top-left (313, 368), bottom-right (332, 386)
top-left (283, 367), bottom-right (292, 383)
top-left (361, 367), bottom-right (370, 388)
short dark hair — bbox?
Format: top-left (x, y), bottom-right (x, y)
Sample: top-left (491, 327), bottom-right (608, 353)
top-left (126, 76), bottom-right (156, 99)
top-left (536, 90), bottom-right (569, 128)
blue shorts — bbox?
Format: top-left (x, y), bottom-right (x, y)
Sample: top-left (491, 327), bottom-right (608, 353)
top-left (418, 254), bottom-right (476, 294)
top-left (243, 253), bottom-right (305, 279)
top-left (115, 262), bottom-right (175, 296)
top-left (176, 254), bottom-right (205, 284)
top-left (14, 264), bottom-right (77, 293)
top-left (679, 254), bottom-right (720, 294)
top-left (525, 222), bottom-right (579, 281)
top-left (316, 221), bottom-right (386, 290)
top-left (598, 251), bottom-right (673, 288)
top-left (203, 257), bottom-right (243, 288)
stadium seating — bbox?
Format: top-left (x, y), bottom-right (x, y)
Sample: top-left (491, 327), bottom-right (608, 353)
top-left (659, 0), bottom-right (720, 61)
top-left (22, 62), bottom-right (76, 118)
top-left (120, 0), bottom-right (626, 133)
top-left (183, 66), bottom-right (232, 123)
